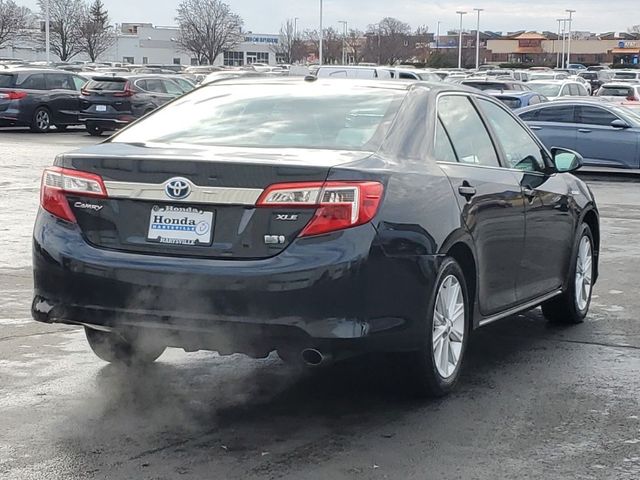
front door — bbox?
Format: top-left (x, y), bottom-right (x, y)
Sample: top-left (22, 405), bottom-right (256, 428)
top-left (476, 97), bottom-right (575, 302)
top-left (574, 105), bottom-right (640, 169)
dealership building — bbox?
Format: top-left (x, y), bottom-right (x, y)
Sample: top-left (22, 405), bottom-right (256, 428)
top-left (0, 23), bottom-right (281, 66)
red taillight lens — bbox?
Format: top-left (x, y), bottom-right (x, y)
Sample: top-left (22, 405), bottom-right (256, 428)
top-left (256, 181), bottom-right (384, 237)
top-left (0, 91), bottom-right (27, 100)
top-left (627, 94), bottom-right (639, 101)
top-left (113, 82), bottom-right (134, 97)
top-left (40, 167), bottom-right (107, 222)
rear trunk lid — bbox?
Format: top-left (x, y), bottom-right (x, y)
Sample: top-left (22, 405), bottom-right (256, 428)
top-left (57, 143), bottom-right (371, 259)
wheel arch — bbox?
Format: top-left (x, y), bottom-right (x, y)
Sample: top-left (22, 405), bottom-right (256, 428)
top-left (443, 238), bottom-right (478, 331)
top-left (581, 207), bottom-right (600, 283)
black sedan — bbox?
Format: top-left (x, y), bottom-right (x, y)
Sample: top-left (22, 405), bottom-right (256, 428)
top-left (32, 79), bottom-right (600, 397)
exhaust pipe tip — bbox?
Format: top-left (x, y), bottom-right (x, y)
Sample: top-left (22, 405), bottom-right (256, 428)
top-left (301, 348), bottom-right (325, 366)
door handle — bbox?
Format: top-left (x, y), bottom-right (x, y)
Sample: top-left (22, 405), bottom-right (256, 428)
top-left (458, 184), bottom-right (477, 199)
top-left (529, 126), bottom-right (541, 130)
top-left (578, 128), bottom-right (591, 133)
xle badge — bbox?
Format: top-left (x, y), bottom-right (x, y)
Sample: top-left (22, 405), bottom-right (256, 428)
top-left (275, 214), bottom-right (299, 221)
top-left (264, 235), bottom-right (286, 245)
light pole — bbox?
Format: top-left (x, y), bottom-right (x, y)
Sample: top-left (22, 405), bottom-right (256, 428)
top-left (319, 0), bottom-right (323, 65)
top-left (565, 9), bottom-right (575, 67)
top-left (556, 19), bottom-right (563, 68)
top-left (560, 18), bottom-right (567, 68)
top-left (338, 21), bottom-right (347, 64)
top-left (436, 21), bottom-right (441, 50)
top-left (294, 17), bottom-right (299, 39)
top-left (456, 11), bottom-right (467, 69)
top-left (473, 8), bottom-right (483, 70)
top-left (45, 0), bottom-right (50, 63)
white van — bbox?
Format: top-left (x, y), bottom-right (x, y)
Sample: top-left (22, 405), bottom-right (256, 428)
top-left (316, 66), bottom-right (393, 79)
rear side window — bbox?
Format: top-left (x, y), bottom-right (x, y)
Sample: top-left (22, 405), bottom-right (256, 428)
top-left (528, 95), bottom-right (541, 105)
top-left (434, 119), bottom-right (458, 162)
top-left (0, 74), bottom-right (16, 87)
top-left (437, 95), bottom-right (499, 167)
top-left (86, 80), bottom-right (127, 91)
top-left (45, 73), bottom-right (74, 90)
top-left (576, 106), bottom-right (618, 126)
top-left (162, 79), bottom-right (184, 95)
top-left (17, 74), bottom-right (45, 90)
top-left (141, 78), bottom-right (166, 93)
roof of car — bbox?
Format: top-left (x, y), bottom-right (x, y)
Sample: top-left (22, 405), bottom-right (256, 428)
top-left (485, 90), bottom-right (539, 97)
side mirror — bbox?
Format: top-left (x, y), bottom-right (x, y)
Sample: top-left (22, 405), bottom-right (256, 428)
top-left (551, 147), bottom-right (583, 173)
top-left (611, 119), bottom-right (630, 129)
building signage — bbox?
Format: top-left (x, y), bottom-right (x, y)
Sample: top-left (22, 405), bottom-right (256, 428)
top-left (619, 41), bottom-right (640, 48)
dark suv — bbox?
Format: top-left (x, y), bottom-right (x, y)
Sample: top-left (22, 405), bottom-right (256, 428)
top-left (0, 68), bottom-right (87, 132)
top-left (78, 75), bottom-right (187, 136)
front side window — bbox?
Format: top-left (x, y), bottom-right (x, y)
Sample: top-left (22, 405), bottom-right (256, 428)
top-left (477, 99), bottom-right (546, 172)
top-left (576, 106), bottom-right (618, 126)
top-left (437, 95), bottom-right (499, 167)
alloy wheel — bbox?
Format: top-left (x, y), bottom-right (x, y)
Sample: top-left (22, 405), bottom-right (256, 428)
top-left (575, 236), bottom-right (593, 311)
top-left (432, 275), bottom-right (465, 379)
top-left (35, 110), bottom-right (50, 131)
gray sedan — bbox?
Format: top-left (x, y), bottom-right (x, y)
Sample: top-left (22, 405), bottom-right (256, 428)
top-left (517, 100), bottom-right (640, 169)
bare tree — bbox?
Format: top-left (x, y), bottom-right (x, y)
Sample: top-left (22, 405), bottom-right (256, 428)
top-left (345, 28), bottom-right (364, 64)
top-left (38, 0), bottom-right (84, 61)
top-left (272, 18), bottom-right (295, 64)
top-left (365, 17), bottom-right (413, 65)
top-left (176, 0), bottom-right (243, 65)
top-left (78, 0), bottom-right (114, 61)
top-left (0, 0), bottom-right (30, 49)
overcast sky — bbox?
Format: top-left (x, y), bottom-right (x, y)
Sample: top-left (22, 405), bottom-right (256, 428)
top-left (21, 0), bottom-right (637, 35)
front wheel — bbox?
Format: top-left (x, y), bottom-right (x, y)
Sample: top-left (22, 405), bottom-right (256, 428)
top-left (542, 224), bottom-right (594, 324)
top-left (408, 258), bottom-right (470, 397)
top-left (30, 107), bottom-right (51, 133)
top-left (85, 327), bottom-right (165, 365)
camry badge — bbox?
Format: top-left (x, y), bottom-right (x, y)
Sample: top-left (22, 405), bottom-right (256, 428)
top-left (164, 177), bottom-right (192, 200)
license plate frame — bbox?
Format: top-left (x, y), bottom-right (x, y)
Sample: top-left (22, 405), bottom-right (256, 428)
top-left (146, 205), bottom-right (214, 246)
top-left (95, 105), bottom-right (107, 112)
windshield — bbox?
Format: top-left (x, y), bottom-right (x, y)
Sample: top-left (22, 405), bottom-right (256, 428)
top-left (112, 83), bottom-right (406, 151)
top-left (528, 83), bottom-right (562, 97)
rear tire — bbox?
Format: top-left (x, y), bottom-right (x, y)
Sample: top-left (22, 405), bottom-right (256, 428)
top-left (408, 257), bottom-right (470, 397)
top-left (542, 224), bottom-right (594, 324)
top-left (85, 327), bottom-right (165, 365)
top-left (30, 107), bottom-right (51, 133)
top-left (86, 123), bottom-right (104, 136)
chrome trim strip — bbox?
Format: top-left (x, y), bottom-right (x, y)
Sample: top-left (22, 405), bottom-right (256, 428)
top-left (103, 180), bottom-right (263, 205)
top-left (478, 289), bottom-right (563, 327)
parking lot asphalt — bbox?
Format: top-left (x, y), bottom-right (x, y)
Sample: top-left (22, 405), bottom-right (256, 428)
top-left (1, 130), bottom-right (639, 480)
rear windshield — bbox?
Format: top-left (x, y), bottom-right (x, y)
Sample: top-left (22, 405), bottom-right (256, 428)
top-left (85, 80), bottom-right (126, 91)
top-left (462, 81), bottom-right (509, 91)
top-left (598, 86), bottom-right (631, 97)
top-left (614, 72), bottom-right (638, 79)
top-left (528, 83), bottom-right (561, 97)
top-left (579, 73), bottom-right (597, 80)
top-left (0, 74), bottom-right (16, 88)
top-left (497, 97), bottom-right (522, 109)
top-left (111, 83), bottom-right (406, 151)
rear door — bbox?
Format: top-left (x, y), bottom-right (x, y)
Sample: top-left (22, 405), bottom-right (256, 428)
top-left (138, 77), bottom-right (171, 106)
top-left (519, 104), bottom-right (578, 152)
top-left (44, 72), bottom-right (79, 125)
top-left (574, 105), bottom-right (639, 168)
top-left (435, 93), bottom-right (526, 315)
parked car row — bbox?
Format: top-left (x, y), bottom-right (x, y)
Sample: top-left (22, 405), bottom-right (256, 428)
top-left (0, 68), bottom-right (195, 134)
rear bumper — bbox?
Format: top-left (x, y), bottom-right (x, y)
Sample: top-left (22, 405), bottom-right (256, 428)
top-left (33, 210), bottom-right (439, 354)
top-left (78, 114), bottom-right (135, 129)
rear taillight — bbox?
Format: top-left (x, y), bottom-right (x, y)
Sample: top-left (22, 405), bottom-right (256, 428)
top-left (0, 91), bottom-right (27, 100)
top-left (40, 167), bottom-right (107, 223)
top-left (113, 81), bottom-right (134, 97)
top-left (256, 181), bottom-right (384, 237)
top-left (627, 94), bottom-right (639, 101)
